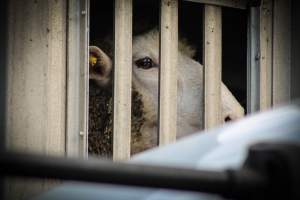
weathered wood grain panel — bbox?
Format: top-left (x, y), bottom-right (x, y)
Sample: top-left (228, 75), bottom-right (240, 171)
top-left (159, 0), bottom-right (178, 146)
top-left (203, 5), bottom-right (222, 129)
top-left (113, 0), bottom-right (132, 160)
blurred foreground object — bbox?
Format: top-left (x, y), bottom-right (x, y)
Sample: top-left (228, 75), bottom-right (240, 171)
top-left (1, 102), bottom-right (300, 200)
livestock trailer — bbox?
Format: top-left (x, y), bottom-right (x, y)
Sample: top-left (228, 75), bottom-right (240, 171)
top-left (0, 0), bottom-right (299, 199)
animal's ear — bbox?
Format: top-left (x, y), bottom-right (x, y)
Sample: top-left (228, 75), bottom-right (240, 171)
top-left (89, 46), bottom-right (112, 87)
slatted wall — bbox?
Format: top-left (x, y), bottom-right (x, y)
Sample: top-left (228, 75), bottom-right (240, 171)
top-left (4, 0), bottom-right (292, 161)
top-left (112, 0), bottom-right (234, 160)
top-left (3, 0), bottom-right (292, 199)
top-left (111, 0), bottom-right (291, 160)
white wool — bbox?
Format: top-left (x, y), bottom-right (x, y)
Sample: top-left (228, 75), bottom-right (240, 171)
top-left (90, 29), bottom-right (245, 152)
top-left (131, 30), bottom-right (244, 148)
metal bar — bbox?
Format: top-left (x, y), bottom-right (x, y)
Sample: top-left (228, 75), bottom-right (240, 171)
top-left (272, 0), bottom-right (291, 106)
top-left (159, 0), bottom-right (178, 146)
top-left (66, 0), bottom-right (80, 158)
top-left (0, 0), bottom-right (7, 153)
top-left (259, 0), bottom-right (273, 110)
top-left (291, 1), bottom-right (300, 100)
top-left (0, 151), bottom-right (267, 198)
top-left (0, 1), bottom-right (8, 199)
top-left (79, 0), bottom-right (89, 158)
top-left (113, 0), bottom-right (132, 160)
top-left (184, 0), bottom-right (247, 10)
top-left (247, 7), bottom-right (260, 113)
top-left (203, 5), bottom-right (222, 129)
top-left (66, 0), bottom-right (89, 158)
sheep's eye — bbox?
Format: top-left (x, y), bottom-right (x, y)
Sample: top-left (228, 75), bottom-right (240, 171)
top-left (135, 57), bottom-right (154, 69)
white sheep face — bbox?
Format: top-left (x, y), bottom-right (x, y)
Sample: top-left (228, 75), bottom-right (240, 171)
top-left (89, 29), bottom-right (245, 152)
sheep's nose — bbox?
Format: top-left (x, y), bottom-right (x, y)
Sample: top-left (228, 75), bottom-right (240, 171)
top-left (224, 116), bottom-right (232, 122)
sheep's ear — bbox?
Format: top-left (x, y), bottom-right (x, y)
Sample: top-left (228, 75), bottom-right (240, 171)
top-left (89, 46), bottom-right (112, 86)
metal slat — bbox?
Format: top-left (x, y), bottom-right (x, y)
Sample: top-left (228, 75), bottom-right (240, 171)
top-left (79, 0), bottom-right (89, 158)
top-left (247, 7), bottom-right (260, 113)
top-left (5, 0), bottom-right (67, 199)
top-left (0, 0), bottom-right (7, 152)
top-left (6, 0), bottom-right (67, 157)
top-left (203, 5), bottom-right (222, 129)
top-left (272, 0), bottom-right (291, 106)
top-left (259, 0), bottom-right (273, 110)
top-left (159, 0), bottom-right (178, 146)
top-left (66, 0), bottom-right (89, 158)
top-left (113, 0), bottom-right (132, 160)
top-left (184, 0), bottom-right (247, 10)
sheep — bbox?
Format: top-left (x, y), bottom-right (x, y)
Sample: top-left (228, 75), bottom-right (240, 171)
top-left (89, 29), bottom-right (244, 154)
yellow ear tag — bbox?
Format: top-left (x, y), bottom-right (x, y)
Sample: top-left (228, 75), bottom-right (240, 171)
top-left (89, 55), bottom-right (97, 67)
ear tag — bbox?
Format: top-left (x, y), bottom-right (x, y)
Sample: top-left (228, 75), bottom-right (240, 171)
top-left (89, 55), bottom-right (97, 67)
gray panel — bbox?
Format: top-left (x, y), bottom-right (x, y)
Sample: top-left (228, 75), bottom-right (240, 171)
top-left (247, 7), bottom-right (260, 113)
top-left (5, 0), bottom-right (67, 199)
top-left (272, 0), bottom-right (291, 105)
top-left (0, 0), bottom-right (7, 152)
top-left (66, 0), bottom-right (89, 158)
top-left (291, 0), bottom-right (300, 100)
top-left (0, 2), bottom-right (7, 199)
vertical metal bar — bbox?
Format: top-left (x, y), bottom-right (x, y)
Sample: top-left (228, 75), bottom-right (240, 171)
top-left (259, 0), bottom-right (273, 110)
top-left (0, 0), bottom-right (7, 199)
top-left (272, 0), bottom-right (291, 106)
top-left (80, 0), bottom-right (89, 158)
top-left (66, 0), bottom-right (89, 158)
top-left (0, 0), bottom-right (7, 153)
top-left (66, 0), bottom-right (80, 158)
top-left (203, 5), bottom-right (222, 129)
top-left (247, 6), bottom-right (260, 113)
top-left (113, 0), bottom-right (132, 160)
top-left (159, 0), bottom-right (178, 146)
top-left (291, 1), bottom-right (300, 100)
